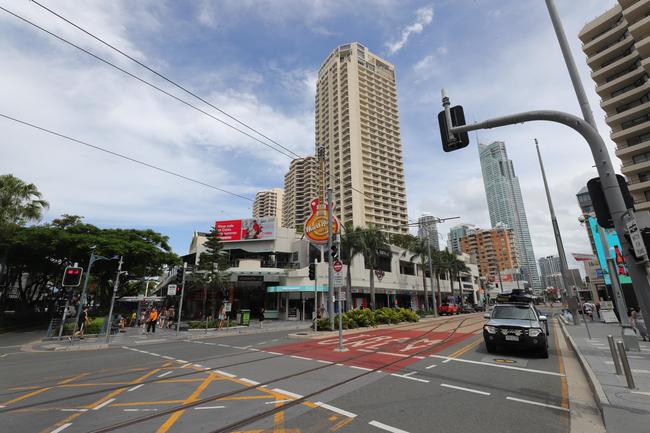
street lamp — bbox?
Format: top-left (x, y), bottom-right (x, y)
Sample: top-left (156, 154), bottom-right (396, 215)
top-left (70, 247), bottom-right (120, 341)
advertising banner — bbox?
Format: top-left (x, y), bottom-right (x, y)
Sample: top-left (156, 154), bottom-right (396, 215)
top-left (303, 198), bottom-right (339, 245)
top-left (216, 217), bottom-right (277, 242)
top-left (587, 215), bottom-right (631, 285)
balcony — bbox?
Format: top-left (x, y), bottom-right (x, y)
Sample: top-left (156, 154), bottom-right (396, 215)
top-left (630, 14), bottom-right (650, 41)
top-left (587, 38), bottom-right (633, 70)
top-left (611, 116), bottom-right (650, 141)
top-left (601, 79), bottom-right (650, 113)
top-left (622, 158), bottom-right (650, 174)
top-left (637, 35), bottom-right (650, 58)
top-left (622, 0), bottom-right (650, 26)
top-left (592, 51), bottom-right (639, 84)
top-left (596, 65), bottom-right (643, 97)
top-left (583, 21), bottom-right (628, 56)
top-left (617, 136), bottom-right (650, 157)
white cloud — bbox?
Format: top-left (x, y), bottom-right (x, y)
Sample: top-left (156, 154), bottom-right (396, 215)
top-left (385, 6), bottom-right (434, 55)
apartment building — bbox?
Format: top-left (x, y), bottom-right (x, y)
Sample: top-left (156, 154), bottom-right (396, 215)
top-left (580, 1), bottom-right (650, 210)
top-left (417, 214), bottom-right (440, 250)
top-left (315, 42), bottom-right (408, 234)
top-left (252, 188), bottom-right (284, 220)
top-left (448, 223), bottom-right (475, 255)
top-left (282, 156), bottom-right (318, 230)
top-left (459, 224), bottom-right (519, 281)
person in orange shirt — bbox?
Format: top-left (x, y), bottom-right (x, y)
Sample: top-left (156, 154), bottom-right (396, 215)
top-left (146, 307), bottom-right (158, 334)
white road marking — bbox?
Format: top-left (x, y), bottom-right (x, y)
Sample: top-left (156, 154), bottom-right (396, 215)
top-left (233, 346), bottom-right (250, 350)
top-left (368, 420), bottom-right (409, 433)
top-left (194, 406), bottom-right (225, 410)
top-left (440, 383), bottom-right (490, 396)
top-left (377, 351), bottom-right (409, 358)
top-left (240, 378), bottom-right (260, 385)
top-left (249, 348), bottom-right (260, 351)
top-left (135, 339), bottom-right (165, 344)
top-left (335, 363), bottom-right (344, 366)
top-left (92, 398), bottom-right (115, 410)
top-left (391, 373), bottom-right (429, 383)
top-left (157, 371), bottom-right (173, 378)
top-left (60, 409), bottom-right (88, 412)
top-left (181, 363), bottom-right (192, 369)
top-left (317, 360), bottom-right (333, 364)
top-left (217, 344), bottom-right (230, 347)
top-left (194, 364), bottom-right (204, 368)
top-left (402, 372), bottom-right (416, 377)
top-left (413, 356), bottom-right (425, 360)
top-left (290, 355), bottom-right (313, 361)
top-left (315, 402), bottom-right (357, 418)
top-left (425, 364), bottom-right (437, 369)
top-left (161, 356), bottom-right (174, 360)
top-left (149, 353), bottom-right (161, 357)
top-left (349, 365), bottom-right (372, 371)
top-left (49, 423), bottom-right (73, 433)
top-left (266, 351), bottom-right (283, 355)
top-left (176, 359), bottom-right (188, 363)
top-left (631, 391), bottom-right (650, 396)
top-left (123, 408), bottom-right (158, 412)
top-left (214, 370), bottom-right (236, 378)
top-left (358, 349), bottom-right (374, 352)
top-left (506, 396), bottom-right (569, 412)
top-left (429, 355), bottom-right (565, 376)
top-left (266, 399), bottom-right (292, 404)
top-left (272, 388), bottom-right (303, 399)
top-left (127, 384), bottom-right (144, 392)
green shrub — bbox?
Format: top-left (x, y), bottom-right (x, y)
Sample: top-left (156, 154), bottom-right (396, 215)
top-left (314, 317), bottom-right (332, 331)
top-left (62, 317), bottom-right (105, 335)
top-left (398, 308), bottom-right (419, 322)
top-left (375, 307), bottom-right (400, 324)
top-left (346, 308), bottom-right (376, 327)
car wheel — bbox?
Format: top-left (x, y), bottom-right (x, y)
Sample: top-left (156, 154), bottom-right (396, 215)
top-left (540, 344), bottom-right (549, 358)
top-left (485, 340), bottom-right (496, 353)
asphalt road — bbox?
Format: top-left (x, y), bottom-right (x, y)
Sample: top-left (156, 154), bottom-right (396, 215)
top-left (0, 313), bottom-right (572, 433)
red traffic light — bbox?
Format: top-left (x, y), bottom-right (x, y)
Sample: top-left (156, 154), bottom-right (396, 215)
top-left (62, 266), bottom-right (84, 287)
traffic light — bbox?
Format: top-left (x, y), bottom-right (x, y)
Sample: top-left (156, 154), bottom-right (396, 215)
top-left (438, 105), bottom-right (469, 152)
top-left (587, 175), bottom-right (634, 229)
top-left (62, 266), bottom-right (83, 287)
top-left (330, 244), bottom-right (339, 260)
top-left (176, 267), bottom-right (184, 284)
top-left (308, 263), bottom-right (316, 280)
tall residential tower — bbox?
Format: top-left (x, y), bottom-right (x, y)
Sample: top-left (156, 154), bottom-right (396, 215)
top-left (252, 188), bottom-right (284, 220)
top-left (479, 141), bottom-right (541, 289)
top-left (282, 156), bottom-right (318, 230)
top-left (315, 42), bottom-right (408, 234)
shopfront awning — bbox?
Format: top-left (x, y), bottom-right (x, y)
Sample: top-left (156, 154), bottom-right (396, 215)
top-left (267, 285), bottom-right (328, 293)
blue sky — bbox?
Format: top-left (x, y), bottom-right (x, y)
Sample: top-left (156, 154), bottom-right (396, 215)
top-left (0, 0), bottom-right (616, 270)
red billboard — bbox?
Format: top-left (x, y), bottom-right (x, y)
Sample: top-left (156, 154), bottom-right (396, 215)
top-left (215, 217), bottom-right (276, 242)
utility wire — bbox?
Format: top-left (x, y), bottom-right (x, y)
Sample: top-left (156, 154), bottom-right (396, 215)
top-left (0, 6), bottom-right (296, 160)
top-left (0, 113), bottom-right (253, 202)
top-left (29, 0), bottom-right (302, 159)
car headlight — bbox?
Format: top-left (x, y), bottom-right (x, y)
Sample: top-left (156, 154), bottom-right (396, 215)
top-left (484, 325), bottom-right (496, 334)
top-left (528, 328), bottom-right (543, 337)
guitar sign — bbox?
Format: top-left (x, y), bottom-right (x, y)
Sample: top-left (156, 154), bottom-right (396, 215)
top-left (304, 197), bottom-right (339, 245)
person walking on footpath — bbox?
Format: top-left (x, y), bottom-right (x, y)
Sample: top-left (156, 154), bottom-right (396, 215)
top-left (74, 306), bottom-right (90, 339)
top-left (259, 307), bottom-right (265, 329)
top-left (631, 309), bottom-right (649, 341)
top-left (159, 307), bottom-right (167, 330)
top-left (217, 304), bottom-right (226, 330)
top-left (167, 306), bottom-right (175, 329)
top-left (146, 307), bottom-right (158, 334)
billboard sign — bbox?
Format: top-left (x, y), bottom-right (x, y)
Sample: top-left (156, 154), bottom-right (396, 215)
top-left (216, 217), bottom-right (276, 242)
top-left (587, 215), bottom-right (631, 285)
top-left (488, 274), bottom-right (513, 283)
top-left (303, 198), bottom-right (339, 245)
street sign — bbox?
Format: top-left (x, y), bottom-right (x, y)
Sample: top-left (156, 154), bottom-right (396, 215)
top-left (333, 271), bottom-right (343, 288)
top-left (626, 217), bottom-right (647, 259)
top-left (167, 284), bottom-right (177, 296)
top-left (333, 259), bottom-right (343, 273)
top-left (223, 301), bottom-right (232, 312)
top-left (335, 291), bottom-right (346, 301)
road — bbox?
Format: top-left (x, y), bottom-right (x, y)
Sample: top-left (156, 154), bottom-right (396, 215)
top-left (0, 313), bottom-right (575, 433)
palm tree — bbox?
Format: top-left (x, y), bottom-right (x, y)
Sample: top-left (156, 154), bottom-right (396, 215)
top-left (401, 235), bottom-right (430, 310)
top-left (436, 251), bottom-right (455, 305)
top-left (449, 256), bottom-right (470, 306)
top-left (360, 225), bottom-right (389, 310)
top-left (0, 174), bottom-right (49, 227)
top-left (340, 223), bottom-right (364, 311)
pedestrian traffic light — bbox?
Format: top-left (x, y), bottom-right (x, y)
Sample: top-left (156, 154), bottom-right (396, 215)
top-left (438, 105), bottom-right (469, 152)
top-left (587, 175), bottom-right (634, 229)
top-left (62, 266), bottom-right (83, 287)
top-left (176, 267), bottom-right (184, 284)
top-left (308, 263), bottom-right (316, 280)
top-left (330, 244), bottom-right (339, 260)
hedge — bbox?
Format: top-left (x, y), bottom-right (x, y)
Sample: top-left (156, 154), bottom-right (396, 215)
top-left (62, 317), bottom-right (105, 335)
top-left (313, 308), bottom-right (418, 331)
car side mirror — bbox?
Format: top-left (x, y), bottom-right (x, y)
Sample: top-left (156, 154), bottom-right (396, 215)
top-left (483, 313), bottom-right (490, 319)
top-left (539, 315), bottom-right (547, 321)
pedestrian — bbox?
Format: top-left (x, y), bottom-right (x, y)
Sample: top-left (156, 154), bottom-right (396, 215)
top-left (74, 306), bottom-right (90, 339)
top-left (140, 309), bottom-right (148, 334)
top-left (167, 306), bottom-right (175, 329)
top-left (146, 307), bottom-right (158, 334)
top-left (595, 302), bottom-right (601, 320)
top-left (129, 311), bottom-right (137, 327)
top-left (259, 306), bottom-right (265, 329)
top-left (631, 309), bottom-right (649, 341)
top-left (159, 307), bottom-right (167, 330)
top-left (217, 304), bottom-right (226, 330)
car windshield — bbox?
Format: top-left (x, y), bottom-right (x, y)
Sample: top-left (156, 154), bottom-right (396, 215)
top-left (492, 306), bottom-right (536, 320)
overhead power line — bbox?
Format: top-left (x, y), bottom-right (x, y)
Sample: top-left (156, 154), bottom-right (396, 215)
top-left (29, 0), bottom-right (302, 159)
top-left (0, 112), bottom-right (253, 202)
top-left (0, 6), bottom-right (297, 160)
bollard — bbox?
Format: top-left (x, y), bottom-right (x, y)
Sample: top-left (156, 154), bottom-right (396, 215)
top-left (616, 341), bottom-right (636, 389)
top-left (608, 335), bottom-right (622, 375)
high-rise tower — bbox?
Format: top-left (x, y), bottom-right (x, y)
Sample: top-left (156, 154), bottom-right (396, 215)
top-left (282, 156), bottom-right (318, 230)
top-left (479, 141), bottom-right (541, 289)
top-left (315, 42), bottom-right (408, 234)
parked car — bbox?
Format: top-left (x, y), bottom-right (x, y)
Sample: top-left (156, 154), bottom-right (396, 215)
top-left (438, 303), bottom-right (459, 315)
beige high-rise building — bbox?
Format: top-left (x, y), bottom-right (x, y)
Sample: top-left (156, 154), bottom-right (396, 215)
top-left (315, 42), bottom-right (408, 234)
top-left (580, 1), bottom-right (650, 211)
top-left (252, 188), bottom-right (283, 220)
top-left (459, 225), bottom-right (519, 280)
top-left (282, 156), bottom-right (318, 230)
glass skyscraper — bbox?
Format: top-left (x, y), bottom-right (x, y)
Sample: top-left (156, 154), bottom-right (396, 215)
top-left (479, 141), bottom-right (541, 289)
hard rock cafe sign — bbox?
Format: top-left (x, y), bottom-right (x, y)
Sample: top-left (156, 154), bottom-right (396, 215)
top-left (304, 197), bottom-right (339, 245)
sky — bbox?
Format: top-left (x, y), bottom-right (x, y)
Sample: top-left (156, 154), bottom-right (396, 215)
top-left (0, 0), bottom-right (618, 273)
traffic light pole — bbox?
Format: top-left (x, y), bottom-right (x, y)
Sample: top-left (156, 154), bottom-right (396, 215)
top-left (105, 256), bottom-right (123, 343)
top-left (314, 258), bottom-right (318, 333)
top-left (441, 98), bottom-right (650, 323)
top-left (176, 262), bottom-right (187, 334)
top-left (327, 188), bottom-right (334, 330)
top-left (425, 227), bottom-right (437, 316)
top-left (70, 247), bottom-right (96, 342)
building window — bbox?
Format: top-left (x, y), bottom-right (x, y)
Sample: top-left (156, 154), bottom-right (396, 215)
top-left (645, 190), bottom-right (650, 201)
top-left (639, 171), bottom-right (650, 182)
top-left (633, 152), bottom-right (650, 164)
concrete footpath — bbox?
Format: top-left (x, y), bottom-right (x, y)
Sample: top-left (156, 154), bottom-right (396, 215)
top-left (30, 319), bottom-right (312, 351)
top-left (560, 318), bottom-right (650, 433)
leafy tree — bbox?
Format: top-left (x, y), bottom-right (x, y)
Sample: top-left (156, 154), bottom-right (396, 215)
top-left (448, 255), bottom-right (470, 306)
top-left (0, 174), bottom-right (49, 226)
top-left (401, 235), bottom-right (430, 310)
top-left (340, 223), bottom-right (364, 311)
top-left (193, 226), bottom-right (230, 319)
top-left (360, 225), bottom-right (389, 310)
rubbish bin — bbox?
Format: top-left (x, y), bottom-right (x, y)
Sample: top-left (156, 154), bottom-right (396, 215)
top-left (240, 309), bottom-right (250, 326)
